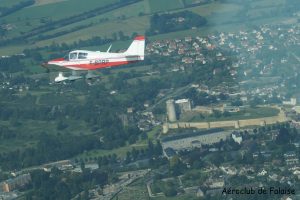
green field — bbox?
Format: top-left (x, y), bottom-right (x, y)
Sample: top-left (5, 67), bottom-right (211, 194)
top-left (187, 2), bottom-right (242, 17)
top-left (148, 0), bottom-right (184, 13)
top-left (0, 0), bottom-right (21, 7)
top-left (75, 126), bottom-right (160, 160)
top-left (0, 0), bottom-right (294, 57)
top-left (35, 16), bottom-right (149, 46)
top-left (3, 0), bottom-right (118, 23)
top-left (114, 178), bottom-right (149, 200)
top-left (250, 0), bottom-right (286, 8)
top-left (75, 143), bottom-right (148, 160)
top-left (180, 107), bottom-right (280, 122)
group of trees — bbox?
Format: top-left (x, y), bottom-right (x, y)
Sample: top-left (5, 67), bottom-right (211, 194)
top-left (182, 88), bottom-right (220, 105)
top-left (25, 168), bottom-right (109, 200)
top-left (152, 180), bottom-right (179, 197)
top-left (0, 133), bottom-right (100, 170)
top-left (0, 56), bottom-right (25, 72)
top-left (147, 11), bottom-right (207, 35)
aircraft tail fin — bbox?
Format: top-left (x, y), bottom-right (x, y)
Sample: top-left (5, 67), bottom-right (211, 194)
top-left (125, 36), bottom-right (145, 60)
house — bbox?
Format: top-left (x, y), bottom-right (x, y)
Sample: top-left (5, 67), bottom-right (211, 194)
top-left (163, 148), bottom-right (176, 159)
top-left (258, 169), bottom-right (267, 176)
top-left (220, 166), bottom-right (237, 175)
top-left (205, 178), bottom-right (225, 189)
top-left (283, 98), bottom-right (297, 106)
top-left (223, 105), bottom-right (240, 113)
top-left (232, 132), bottom-right (243, 144)
top-left (2, 174), bottom-right (31, 192)
top-left (284, 151), bottom-right (299, 165)
top-left (196, 188), bottom-right (204, 197)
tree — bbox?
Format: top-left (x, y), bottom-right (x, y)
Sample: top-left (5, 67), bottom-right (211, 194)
top-left (162, 181), bottom-right (177, 197)
top-left (276, 127), bottom-right (292, 145)
top-left (169, 155), bottom-right (185, 175)
top-left (212, 110), bottom-right (222, 118)
top-left (80, 161), bottom-right (85, 171)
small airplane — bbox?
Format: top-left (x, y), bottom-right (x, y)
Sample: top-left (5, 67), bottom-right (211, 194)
top-left (44, 36), bottom-right (145, 82)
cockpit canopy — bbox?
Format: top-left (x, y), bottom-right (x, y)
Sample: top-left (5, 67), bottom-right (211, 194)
top-left (68, 51), bottom-right (89, 60)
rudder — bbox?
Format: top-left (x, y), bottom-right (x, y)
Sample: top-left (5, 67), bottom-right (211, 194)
top-left (125, 36), bottom-right (145, 60)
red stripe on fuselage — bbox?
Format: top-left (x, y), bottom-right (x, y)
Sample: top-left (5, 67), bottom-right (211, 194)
top-left (134, 36), bottom-right (145, 41)
top-left (64, 60), bottom-right (137, 70)
top-left (49, 58), bottom-right (65, 62)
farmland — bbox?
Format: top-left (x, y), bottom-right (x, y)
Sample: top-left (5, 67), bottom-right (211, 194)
top-left (180, 107), bottom-right (280, 122)
top-left (0, 0), bottom-right (21, 7)
top-left (148, 0), bottom-right (184, 13)
top-left (0, 0), bottom-right (293, 56)
top-left (0, 0), bottom-right (295, 154)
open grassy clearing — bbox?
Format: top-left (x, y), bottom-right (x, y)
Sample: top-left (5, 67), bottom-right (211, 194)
top-left (33, 16), bottom-right (149, 46)
top-left (1, 0), bottom-right (118, 39)
top-left (0, 0), bottom-right (294, 57)
top-left (246, 7), bottom-right (279, 18)
top-left (114, 178), bottom-right (148, 200)
top-left (250, 0), bottom-right (286, 8)
top-left (148, 0), bottom-right (184, 13)
top-left (75, 126), bottom-right (160, 160)
top-left (7, 119), bottom-right (91, 136)
top-left (29, 1), bottom-right (146, 40)
top-left (3, 0), bottom-right (118, 23)
top-left (0, 118), bottom-right (93, 154)
top-left (180, 107), bottom-right (280, 122)
top-left (0, 0), bottom-right (21, 7)
top-left (33, 0), bottom-right (68, 7)
top-left (186, 2), bottom-right (242, 17)
top-left (0, 140), bottom-right (36, 153)
top-left (76, 143), bottom-right (148, 160)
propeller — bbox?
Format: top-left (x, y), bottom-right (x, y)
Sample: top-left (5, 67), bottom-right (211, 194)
top-left (41, 62), bottom-right (50, 73)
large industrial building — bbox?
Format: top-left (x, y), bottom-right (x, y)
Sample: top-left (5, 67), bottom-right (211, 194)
top-left (161, 129), bottom-right (232, 158)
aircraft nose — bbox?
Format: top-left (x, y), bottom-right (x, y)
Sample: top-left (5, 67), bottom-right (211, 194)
top-left (48, 58), bottom-right (65, 65)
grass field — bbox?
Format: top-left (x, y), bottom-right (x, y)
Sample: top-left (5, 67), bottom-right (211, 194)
top-left (75, 126), bottom-right (160, 160)
top-left (0, 0), bottom-right (21, 7)
top-left (34, 16), bottom-right (149, 46)
top-left (180, 107), bottom-right (280, 122)
top-left (250, 0), bottom-right (286, 8)
top-left (0, 0), bottom-right (293, 56)
top-left (0, 139), bottom-right (36, 152)
top-left (75, 143), bottom-right (148, 160)
top-left (1, 0), bottom-right (119, 39)
top-left (3, 0), bottom-right (118, 23)
top-left (33, 0), bottom-right (68, 7)
top-left (148, 0), bottom-right (184, 13)
top-left (114, 178), bottom-right (148, 200)
top-left (30, 0), bottom-right (146, 38)
top-left (0, 118), bottom-right (94, 154)
top-left (186, 2), bottom-right (242, 17)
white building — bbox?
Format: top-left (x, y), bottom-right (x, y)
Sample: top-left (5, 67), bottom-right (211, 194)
top-left (283, 97), bottom-right (297, 106)
top-left (232, 132), bottom-right (243, 144)
top-left (175, 99), bottom-right (192, 112)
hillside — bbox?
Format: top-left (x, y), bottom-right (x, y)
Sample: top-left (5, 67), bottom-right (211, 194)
top-left (0, 0), bottom-right (295, 55)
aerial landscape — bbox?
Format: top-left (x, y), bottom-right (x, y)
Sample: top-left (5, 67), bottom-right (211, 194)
top-left (0, 0), bottom-right (300, 199)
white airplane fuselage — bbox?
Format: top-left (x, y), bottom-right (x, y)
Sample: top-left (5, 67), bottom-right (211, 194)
top-left (47, 36), bottom-right (145, 71)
